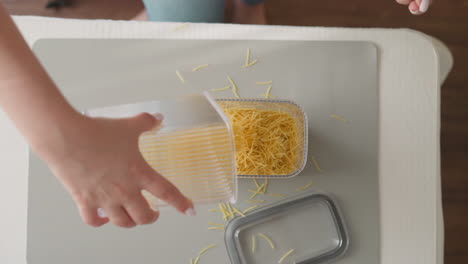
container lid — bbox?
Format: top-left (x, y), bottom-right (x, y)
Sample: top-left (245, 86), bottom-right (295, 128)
top-left (84, 92), bottom-right (229, 133)
top-left (225, 193), bottom-right (348, 264)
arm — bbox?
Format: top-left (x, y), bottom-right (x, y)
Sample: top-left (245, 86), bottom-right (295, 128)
top-left (0, 5), bottom-right (77, 155)
top-left (0, 5), bottom-right (194, 227)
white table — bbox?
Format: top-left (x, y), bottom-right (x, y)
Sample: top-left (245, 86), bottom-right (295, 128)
top-left (0, 16), bottom-right (452, 264)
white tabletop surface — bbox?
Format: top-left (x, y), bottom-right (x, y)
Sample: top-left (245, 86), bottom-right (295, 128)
top-left (0, 16), bottom-right (452, 264)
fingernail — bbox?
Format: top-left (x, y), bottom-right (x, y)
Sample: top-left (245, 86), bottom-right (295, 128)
top-left (410, 8), bottom-right (419, 15)
top-left (97, 208), bottom-right (107, 218)
top-left (152, 113), bottom-right (164, 121)
top-left (419, 0), bottom-right (429, 12)
top-left (185, 208), bottom-right (196, 216)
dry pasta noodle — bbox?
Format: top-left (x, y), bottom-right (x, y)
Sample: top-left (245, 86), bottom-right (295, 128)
top-left (256, 81), bottom-right (273, 85)
top-left (263, 179), bottom-right (269, 192)
top-left (249, 185), bottom-right (265, 199)
top-left (227, 76), bottom-right (240, 98)
top-left (198, 244), bottom-right (217, 256)
top-left (248, 189), bottom-right (260, 200)
top-left (249, 193), bottom-right (258, 200)
top-left (176, 70), bottom-right (185, 83)
top-left (278, 249), bottom-right (295, 263)
top-left (242, 59), bottom-right (258, 68)
top-left (227, 76), bottom-right (237, 90)
top-left (227, 203), bottom-right (235, 217)
top-left (208, 222), bottom-right (224, 227)
top-left (245, 48), bottom-right (251, 67)
top-left (191, 244), bottom-right (216, 264)
top-left (311, 156), bottom-right (322, 172)
top-left (330, 114), bottom-right (348, 123)
top-left (251, 235), bottom-right (256, 253)
top-left (222, 108), bottom-right (299, 175)
top-left (211, 86), bottom-right (231, 92)
top-left (296, 181), bottom-right (314, 191)
top-left (207, 227), bottom-right (224, 231)
top-left (192, 64), bottom-right (209, 71)
top-left (218, 203), bottom-right (228, 220)
top-left (265, 85), bottom-right (273, 98)
top-left (242, 205), bottom-right (259, 214)
top-left (256, 183), bottom-right (266, 194)
top-left (249, 179), bottom-right (267, 199)
top-left (233, 207), bottom-right (246, 217)
top-left (258, 233), bottom-right (275, 249)
top-left (221, 203), bottom-right (231, 220)
top-left (253, 179), bottom-right (261, 189)
top-left (232, 88), bottom-right (240, 98)
top-left (220, 202), bottom-right (228, 216)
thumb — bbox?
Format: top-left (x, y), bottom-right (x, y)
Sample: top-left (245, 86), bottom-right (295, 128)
top-left (129, 112), bottom-right (163, 134)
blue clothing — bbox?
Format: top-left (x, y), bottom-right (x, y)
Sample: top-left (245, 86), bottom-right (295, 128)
top-left (142, 0), bottom-right (265, 22)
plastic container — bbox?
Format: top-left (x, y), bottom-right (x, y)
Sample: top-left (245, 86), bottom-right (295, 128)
top-left (84, 92), bottom-right (237, 207)
top-left (216, 98), bottom-right (308, 179)
top-left (225, 193), bottom-right (349, 264)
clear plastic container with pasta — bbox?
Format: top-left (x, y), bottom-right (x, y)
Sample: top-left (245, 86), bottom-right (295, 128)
top-left (216, 98), bottom-right (308, 179)
top-left (85, 92), bottom-right (238, 208)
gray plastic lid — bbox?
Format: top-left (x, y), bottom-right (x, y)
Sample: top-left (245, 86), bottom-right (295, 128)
top-left (225, 193), bottom-right (349, 264)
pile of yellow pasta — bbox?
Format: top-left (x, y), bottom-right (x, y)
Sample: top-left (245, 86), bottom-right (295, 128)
top-left (222, 108), bottom-right (299, 175)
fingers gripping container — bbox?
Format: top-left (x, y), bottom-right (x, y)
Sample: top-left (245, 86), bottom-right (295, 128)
top-left (84, 92), bottom-right (238, 208)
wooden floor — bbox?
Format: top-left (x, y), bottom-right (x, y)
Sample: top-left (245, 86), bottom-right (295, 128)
top-left (3, 0), bottom-right (468, 263)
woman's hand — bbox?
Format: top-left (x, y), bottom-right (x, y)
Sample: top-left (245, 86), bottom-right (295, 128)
top-left (42, 112), bottom-right (195, 228)
top-left (0, 5), bottom-right (193, 228)
top-left (396, 0), bottom-right (433, 15)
